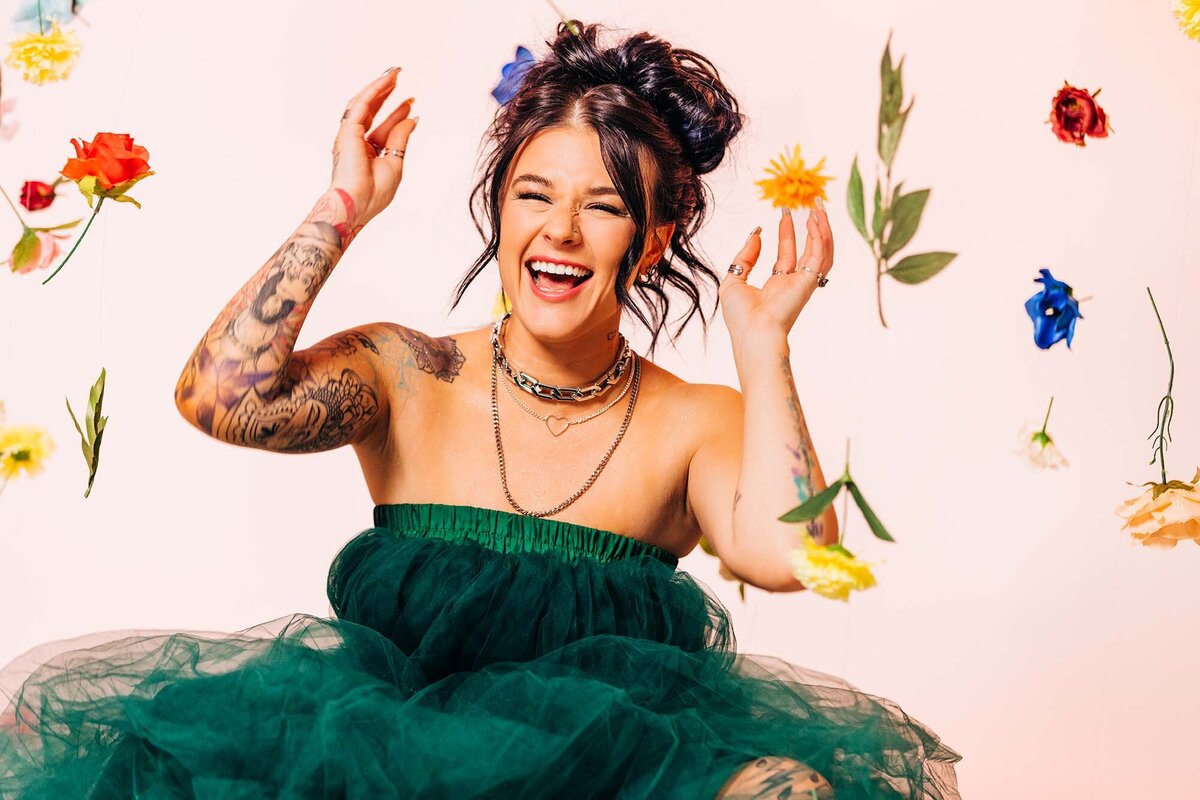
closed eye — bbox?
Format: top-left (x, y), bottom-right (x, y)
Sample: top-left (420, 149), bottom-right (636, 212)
top-left (515, 192), bottom-right (626, 217)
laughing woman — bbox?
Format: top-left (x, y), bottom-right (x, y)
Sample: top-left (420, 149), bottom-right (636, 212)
top-left (0, 20), bottom-right (960, 799)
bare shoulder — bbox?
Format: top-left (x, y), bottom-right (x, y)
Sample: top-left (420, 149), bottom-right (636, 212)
top-left (639, 361), bottom-right (743, 456)
top-left (367, 322), bottom-right (468, 382)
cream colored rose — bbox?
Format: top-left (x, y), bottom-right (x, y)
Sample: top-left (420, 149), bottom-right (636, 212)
top-left (1115, 469), bottom-right (1200, 548)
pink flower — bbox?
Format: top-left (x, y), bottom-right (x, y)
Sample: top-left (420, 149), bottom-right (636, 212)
top-left (0, 99), bottom-right (17, 141)
top-left (8, 229), bottom-right (69, 274)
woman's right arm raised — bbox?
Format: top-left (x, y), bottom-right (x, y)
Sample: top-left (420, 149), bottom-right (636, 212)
top-left (174, 68), bottom-right (420, 453)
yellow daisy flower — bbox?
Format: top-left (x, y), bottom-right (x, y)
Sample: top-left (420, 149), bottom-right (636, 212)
top-left (788, 537), bottom-right (877, 602)
top-left (755, 144), bottom-right (832, 211)
top-left (1178, 1), bottom-right (1200, 41)
top-left (0, 425), bottom-right (55, 481)
top-left (4, 22), bottom-right (82, 85)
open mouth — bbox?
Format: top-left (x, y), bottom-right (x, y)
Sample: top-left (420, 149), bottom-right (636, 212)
top-left (525, 260), bottom-right (594, 294)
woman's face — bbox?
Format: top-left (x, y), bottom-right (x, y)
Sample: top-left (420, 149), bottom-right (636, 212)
top-left (497, 126), bottom-right (669, 342)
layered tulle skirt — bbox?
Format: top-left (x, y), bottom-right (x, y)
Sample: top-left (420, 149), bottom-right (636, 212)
top-left (0, 503), bottom-right (960, 798)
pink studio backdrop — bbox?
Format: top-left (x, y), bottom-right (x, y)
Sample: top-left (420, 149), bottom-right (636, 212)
top-left (1, 1), bottom-right (1198, 796)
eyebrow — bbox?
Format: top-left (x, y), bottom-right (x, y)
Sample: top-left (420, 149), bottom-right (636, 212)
top-left (511, 174), bottom-right (622, 199)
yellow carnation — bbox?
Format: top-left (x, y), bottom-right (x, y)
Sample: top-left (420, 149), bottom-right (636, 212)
top-left (1177, 1), bottom-right (1200, 42)
top-left (4, 22), bottom-right (82, 86)
top-left (0, 425), bottom-right (56, 481)
top-left (1115, 469), bottom-right (1200, 548)
top-left (755, 144), bottom-right (832, 211)
top-left (789, 537), bottom-right (877, 602)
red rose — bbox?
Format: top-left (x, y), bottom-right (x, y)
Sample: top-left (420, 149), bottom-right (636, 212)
top-left (1049, 82), bottom-right (1110, 147)
top-left (18, 180), bottom-right (57, 211)
top-left (60, 133), bottom-right (152, 190)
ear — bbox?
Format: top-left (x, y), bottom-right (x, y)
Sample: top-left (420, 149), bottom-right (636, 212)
top-left (639, 221), bottom-right (676, 273)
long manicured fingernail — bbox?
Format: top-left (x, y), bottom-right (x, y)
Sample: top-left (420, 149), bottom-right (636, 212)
top-left (781, 207), bottom-right (792, 218)
top-left (745, 225), bottom-right (762, 244)
top-left (410, 115), bottom-right (420, 129)
top-left (814, 196), bottom-right (826, 212)
top-left (382, 66), bottom-right (402, 76)
top-left (400, 97), bottom-right (415, 107)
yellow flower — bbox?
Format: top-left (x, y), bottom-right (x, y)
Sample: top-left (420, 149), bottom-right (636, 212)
top-left (788, 537), bottom-right (877, 601)
top-left (4, 22), bottom-right (82, 86)
top-left (1177, 0), bottom-right (1200, 42)
top-left (1115, 469), bottom-right (1200, 548)
top-left (755, 144), bottom-right (832, 210)
top-left (492, 286), bottom-right (512, 319)
top-left (0, 425), bottom-right (56, 481)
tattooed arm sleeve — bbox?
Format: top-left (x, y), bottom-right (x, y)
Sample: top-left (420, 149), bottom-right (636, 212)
top-left (173, 189), bottom-right (390, 452)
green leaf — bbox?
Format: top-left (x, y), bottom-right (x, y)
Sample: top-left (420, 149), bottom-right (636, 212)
top-left (67, 368), bottom-right (108, 499)
top-left (698, 534), bottom-right (716, 557)
top-left (10, 227), bottom-right (38, 272)
top-left (871, 180), bottom-right (885, 241)
top-left (107, 194), bottom-right (142, 209)
top-left (39, 219), bottom-right (84, 232)
top-left (779, 479), bottom-right (845, 523)
top-left (879, 103), bottom-right (911, 171)
top-left (879, 41), bottom-right (903, 124)
top-left (737, 582), bottom-right (746, 602)
top-left (76, 176), bottom-right (98, 208)
top-left (847, 157), bottom-right (869, 241)
top-left (846, 481), bottom-right (895, 542)
top-left (887, 252), bottom-right (957, 284)
top-left (66, 397), bottom-right (93, 462)
top-left (881, 189), bottom-right (930, 259)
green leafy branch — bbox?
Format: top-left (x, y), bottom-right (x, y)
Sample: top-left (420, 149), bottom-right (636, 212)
top-left (847, 33), bottom-right (957, 328)
top-left (778, 441), bottom-right (895, 545)
top-left (65, 367), bottom-right (108, 498)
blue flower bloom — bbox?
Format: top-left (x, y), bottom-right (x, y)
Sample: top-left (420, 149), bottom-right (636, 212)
top-left (1024, 268), bottom-right (1083, 349)
top-left (491, 46), bottom-right (535, 106)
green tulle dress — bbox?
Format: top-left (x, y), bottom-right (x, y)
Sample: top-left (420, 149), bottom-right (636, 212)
top-left (0, 503), bottom-right (960, 798)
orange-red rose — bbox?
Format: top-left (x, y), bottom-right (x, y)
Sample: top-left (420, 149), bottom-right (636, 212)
top-left (60, 133), bottom-right (151, 190)
top-left (1049, 83), bottom-right (1111, 147)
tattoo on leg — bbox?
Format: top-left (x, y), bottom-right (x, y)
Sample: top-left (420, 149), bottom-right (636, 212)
top-left (716, 756), bottom-right (833, 800)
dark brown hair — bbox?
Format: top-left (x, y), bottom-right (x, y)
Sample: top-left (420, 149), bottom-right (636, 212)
top-left (448, 20), bottom-right (745, 357)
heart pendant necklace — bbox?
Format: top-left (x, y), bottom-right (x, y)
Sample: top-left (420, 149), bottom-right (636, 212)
top-left (498, 354), bottom-right (637, 436)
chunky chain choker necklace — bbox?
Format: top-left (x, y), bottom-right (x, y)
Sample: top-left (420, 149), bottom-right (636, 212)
top-left (490, 312), bottom-right (632, 403)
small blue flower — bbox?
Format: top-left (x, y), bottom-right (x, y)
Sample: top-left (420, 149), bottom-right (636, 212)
top-left (491, 46), bottom-right (535, 106)
top-left (1024, 268), bottom-right (1083, 349)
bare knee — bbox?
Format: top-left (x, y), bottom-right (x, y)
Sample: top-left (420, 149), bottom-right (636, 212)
top-left (715, 755), bottom-right (834, 799)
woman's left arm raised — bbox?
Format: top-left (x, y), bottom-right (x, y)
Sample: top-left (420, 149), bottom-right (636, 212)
top-left (686, 201), bottom-right (838, 592)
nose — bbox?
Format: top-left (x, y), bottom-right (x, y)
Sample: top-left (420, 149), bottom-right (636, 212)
top-left (542, 204), bottom-right (580, 243)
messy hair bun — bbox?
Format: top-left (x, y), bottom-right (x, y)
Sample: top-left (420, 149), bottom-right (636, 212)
top-left (450, 20), bottom-right (746, 356)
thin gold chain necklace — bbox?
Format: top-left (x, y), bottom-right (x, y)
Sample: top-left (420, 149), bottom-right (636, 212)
top-left (491, 350), bottom-right (641, 518)
top-left (498, 352), bottom-right (635, 436)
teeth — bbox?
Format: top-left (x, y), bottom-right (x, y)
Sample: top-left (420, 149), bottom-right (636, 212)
top-left (528, 260), bottom-right (592, 279)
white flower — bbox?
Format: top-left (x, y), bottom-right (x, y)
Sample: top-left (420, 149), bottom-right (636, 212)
top-left (1018, 425), bottom-right (1068, 469)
